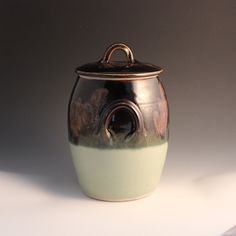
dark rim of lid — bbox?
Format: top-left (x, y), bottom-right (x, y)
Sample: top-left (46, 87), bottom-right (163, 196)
top-left (76, 43), bottom-right (163, 79)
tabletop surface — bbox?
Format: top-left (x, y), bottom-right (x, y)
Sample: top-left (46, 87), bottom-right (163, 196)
top-left (0, 146), bottom-right (235, 236)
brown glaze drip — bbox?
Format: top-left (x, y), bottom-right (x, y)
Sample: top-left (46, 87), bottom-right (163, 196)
top-left (153, 82), bottom-right (168, 137)
top-left (70, 88), bottom-right (108, 138)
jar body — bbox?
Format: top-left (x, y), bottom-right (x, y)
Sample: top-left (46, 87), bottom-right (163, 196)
top-left (68, 76), bottom-right (169, 201)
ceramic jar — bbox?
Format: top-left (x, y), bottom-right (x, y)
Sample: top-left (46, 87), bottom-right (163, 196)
top-left (68, 43), bottom-right (169, 201)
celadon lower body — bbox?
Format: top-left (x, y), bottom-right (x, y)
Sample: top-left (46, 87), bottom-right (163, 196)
top-left (70, 142), bottom-right (168, 201)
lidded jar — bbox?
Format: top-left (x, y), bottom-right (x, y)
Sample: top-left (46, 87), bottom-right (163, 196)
top-left (68, 43), bottom-right (169, 201)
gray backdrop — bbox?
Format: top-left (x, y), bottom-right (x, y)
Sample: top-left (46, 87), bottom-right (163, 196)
top-left (0, 0), bottom-right (235, 197)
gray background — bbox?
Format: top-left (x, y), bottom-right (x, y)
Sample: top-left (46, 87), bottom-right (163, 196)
top-left (0, 0), bottom-right (236, 197)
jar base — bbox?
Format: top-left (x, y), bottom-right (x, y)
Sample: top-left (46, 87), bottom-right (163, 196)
top-left (81, 188), bottom-right (157, 202)
top-left (70, 142), bottom-right (168, 202)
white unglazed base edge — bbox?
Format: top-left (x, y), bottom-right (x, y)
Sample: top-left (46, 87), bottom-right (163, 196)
top-left (80, 187), bottom-right (157, 202)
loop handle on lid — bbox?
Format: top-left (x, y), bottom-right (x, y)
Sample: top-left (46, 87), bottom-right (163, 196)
top-left (101, 43), bottom-right (135, 64)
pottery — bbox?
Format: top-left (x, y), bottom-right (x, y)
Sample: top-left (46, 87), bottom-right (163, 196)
top-left (68, 43), bottom-right (169, 201)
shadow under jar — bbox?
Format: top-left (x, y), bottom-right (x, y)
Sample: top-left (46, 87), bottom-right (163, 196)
top-left (68, 43), bottom-right (169, 201)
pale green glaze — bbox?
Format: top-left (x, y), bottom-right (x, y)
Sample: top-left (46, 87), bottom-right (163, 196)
top-left (70, 142), bottom-right (168, 201)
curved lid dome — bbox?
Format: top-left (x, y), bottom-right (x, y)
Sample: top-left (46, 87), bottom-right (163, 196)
top-left (76, 43), bottom-right (163, 80)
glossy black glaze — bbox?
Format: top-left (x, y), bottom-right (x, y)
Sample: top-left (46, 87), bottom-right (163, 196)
top-left (76, 60), bottom-right (162, 75)
top-left (68, 77), bottom-right (169, 148)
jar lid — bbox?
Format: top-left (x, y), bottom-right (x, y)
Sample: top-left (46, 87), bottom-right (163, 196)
top-left (76, 43), bottom-right (163, 80)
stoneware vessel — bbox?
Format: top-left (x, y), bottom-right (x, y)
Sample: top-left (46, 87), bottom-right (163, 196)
top-left (68, 43), bottom-right (169, 201)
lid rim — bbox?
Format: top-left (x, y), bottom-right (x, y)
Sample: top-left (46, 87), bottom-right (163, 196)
top-left (76, 69), bottom-right (163, 79)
